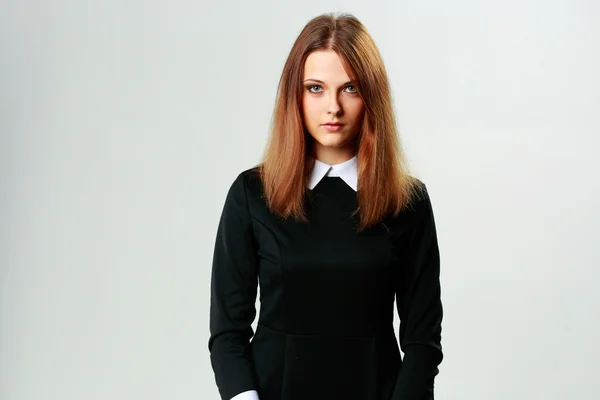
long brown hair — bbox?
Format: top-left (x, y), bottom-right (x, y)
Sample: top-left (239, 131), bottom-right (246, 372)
top-left (255, 12), bottom-right (422, 232)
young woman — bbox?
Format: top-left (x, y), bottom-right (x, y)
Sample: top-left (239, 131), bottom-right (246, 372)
top-left (208, 12), bottom-right (444, 400)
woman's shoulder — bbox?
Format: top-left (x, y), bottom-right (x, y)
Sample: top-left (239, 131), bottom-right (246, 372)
top-left (224, 165), bottom-right (264, 203)
top-left (396, 175), bottom-right (430, 213)
top-left (237, 165), bottom-right (262, 189)
top-left (382, 177), bottom-right (432, 229)
top-left (239, 165), bottom-right (261, 178)
top-left (401, 177), bottom-right (436, 227)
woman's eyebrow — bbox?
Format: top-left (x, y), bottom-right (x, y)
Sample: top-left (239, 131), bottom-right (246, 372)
top-left (303, 78), bottom-right (354, 86)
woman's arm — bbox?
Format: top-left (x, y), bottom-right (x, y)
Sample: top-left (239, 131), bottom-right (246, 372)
top-left (392, 182), bottom-right (444, 399)
top-left (208, 172), bottom-right (260, 400)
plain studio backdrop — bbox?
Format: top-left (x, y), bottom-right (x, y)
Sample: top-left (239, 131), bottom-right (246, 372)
top-left (1, 1), bottom-right (599, 399)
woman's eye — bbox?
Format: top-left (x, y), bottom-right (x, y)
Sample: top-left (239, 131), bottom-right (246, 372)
top-left (306, 84), bottom-right (358, 94)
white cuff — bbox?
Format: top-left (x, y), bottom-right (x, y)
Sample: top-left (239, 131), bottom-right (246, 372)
top-left (230, 390), bottom-right (259, 400)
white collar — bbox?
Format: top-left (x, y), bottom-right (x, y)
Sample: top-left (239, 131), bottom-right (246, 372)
top-left (307, 155), bottom-right (358, 192)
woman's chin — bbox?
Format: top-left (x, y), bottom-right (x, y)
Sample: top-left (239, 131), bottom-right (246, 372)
top-left (316, 138), bottom-right (345, 148)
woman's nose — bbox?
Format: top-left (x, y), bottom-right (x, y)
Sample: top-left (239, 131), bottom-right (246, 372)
top-left (327, 94), bottom-right (342, 116)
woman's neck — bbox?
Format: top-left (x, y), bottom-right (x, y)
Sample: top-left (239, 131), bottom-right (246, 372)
top-left (312, 145), bottom-right (357, 166)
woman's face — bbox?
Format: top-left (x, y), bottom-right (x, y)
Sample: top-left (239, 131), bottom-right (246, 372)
top-left (301, 49), bottom-right (365, 164)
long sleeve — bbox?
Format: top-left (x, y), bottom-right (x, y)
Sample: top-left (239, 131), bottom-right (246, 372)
top-left (208, 173), bottom-right (260, 400)
top-left (391, 183), bottom-right (444, 400)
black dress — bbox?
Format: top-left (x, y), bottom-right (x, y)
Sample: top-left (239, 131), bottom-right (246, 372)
top-left (208, 167), bottom-right (443, 400)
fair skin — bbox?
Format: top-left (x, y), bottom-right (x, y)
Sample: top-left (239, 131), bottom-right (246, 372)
top-left (301, 49), bottom-right (365, 165)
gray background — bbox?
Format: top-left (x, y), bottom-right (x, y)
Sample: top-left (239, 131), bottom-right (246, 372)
top-left (1, 0), bottom-right (599, 399)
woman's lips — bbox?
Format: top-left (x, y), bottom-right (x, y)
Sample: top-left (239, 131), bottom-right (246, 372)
top-left (322, 124), bottom-right (344, 132)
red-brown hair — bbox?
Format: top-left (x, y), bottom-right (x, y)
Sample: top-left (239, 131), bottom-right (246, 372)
top-left (255, 12), bottom-right (422, 232)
